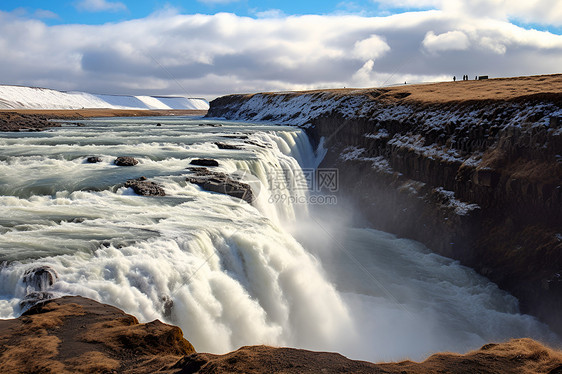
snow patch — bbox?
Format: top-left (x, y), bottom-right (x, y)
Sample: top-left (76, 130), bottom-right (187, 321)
top-left (340, 146), bottom-right (365, 161)
top-left (434, 187), bottom-right (480, 216)
top-left (365, 129), bottom-right (390, 139)
top-left (0, 85), bottom-right (209, 111)
top-left (389, 134), bottom-right (464, 164)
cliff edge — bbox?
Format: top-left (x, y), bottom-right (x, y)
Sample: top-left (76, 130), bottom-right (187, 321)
top-left (207, 74), bottom-right (562, 335)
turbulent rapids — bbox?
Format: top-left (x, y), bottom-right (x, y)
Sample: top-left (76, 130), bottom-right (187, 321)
top-left (0, 116), bottom-right (557, 361)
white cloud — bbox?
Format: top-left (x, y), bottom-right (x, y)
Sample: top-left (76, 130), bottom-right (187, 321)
top-left (352, 59), bottom-right (376, 86)
top-left (478, 36), bottom-right (506, 54)
top-left (353, 35), bottom-right (391, 60)
top-left (0, 9), bottom-right (561, 99)
top-left (254, 9), bottom-right (287, 19)
top-left (75, 0), bottom-right (127, 12)
top-left (422, 30), bottom-right (470, 52)
top-left (32, 9), bottom-right (60, 20)
top-left (444, 0), bottom-right (562, 26)
top-left (373, 0), bottom-right (562, 26)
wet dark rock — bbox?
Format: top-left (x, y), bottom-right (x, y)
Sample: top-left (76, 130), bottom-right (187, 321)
top-left (19, 291), bottom-right (56, 313)
top-left (20, 266), bottom-right (59, 312)
top-left (221, 135), bottom-right (249, 140)
top-left (23, 266), bottom-right (58, 291)
top-left (215, 142), bottom-right (243, 150)
top-left (114, 156), bottom-right (139, 166)
top-left (244, 140), bottom-right (271, 148)
top-left (190, 158), bottom-right (219, 167)
top-left (162, 296), bottom-right (174, 318)
top-left (187, 167), bottom-right (254, 203)
top-left (156, 123), bottom-right (162, 126)
top-left (86, 156), bottom-right (102, 163)
top-left (125, 177), bottom-right (165, 196)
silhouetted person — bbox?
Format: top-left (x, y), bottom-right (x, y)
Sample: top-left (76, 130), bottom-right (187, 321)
top-left (453, 76), bottom-right (456, 82)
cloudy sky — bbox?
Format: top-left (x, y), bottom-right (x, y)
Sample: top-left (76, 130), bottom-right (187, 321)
top-left (0, 0), bottom-right (561, 99)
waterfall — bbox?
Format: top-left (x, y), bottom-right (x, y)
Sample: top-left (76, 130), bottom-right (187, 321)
top-left (0, 116), bottom-right (556, 362)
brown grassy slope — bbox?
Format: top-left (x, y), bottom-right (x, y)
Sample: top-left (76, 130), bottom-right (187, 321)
top-left (0, 296), bottom-right (194, 374)
top-left (1, 297), bottom-right (562, 374)
top-left (174, 340), bottom-right (562, 374)
top-left (248, 73), bottom-right (562, 104)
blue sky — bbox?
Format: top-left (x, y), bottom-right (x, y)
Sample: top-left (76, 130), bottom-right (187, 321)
top-left (1, 1), bottom-right (441, 25)
top-left (1, 0), bottom-right (561, 98)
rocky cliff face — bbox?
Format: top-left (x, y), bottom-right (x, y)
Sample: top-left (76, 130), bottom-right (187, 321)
top-left (207, 76), bottom-right (562, 335)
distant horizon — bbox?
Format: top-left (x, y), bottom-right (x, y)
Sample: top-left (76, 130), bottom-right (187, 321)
top-left (1, 0), bottom-right (562, 99)
top-left (2, 72), bottom-right (562, 102)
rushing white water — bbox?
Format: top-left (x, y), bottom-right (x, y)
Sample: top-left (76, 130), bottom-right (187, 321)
top-left (0, 116), bottom-right (557, 361)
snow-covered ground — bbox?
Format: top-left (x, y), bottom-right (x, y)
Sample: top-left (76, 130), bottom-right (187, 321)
top-left (0, 85), bottom-right (209, 110)
top-left (214, 92), bottom-right (562, 130)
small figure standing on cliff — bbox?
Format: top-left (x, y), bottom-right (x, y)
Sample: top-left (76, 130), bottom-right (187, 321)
top-left (453, 76), bottom-right (456, 82)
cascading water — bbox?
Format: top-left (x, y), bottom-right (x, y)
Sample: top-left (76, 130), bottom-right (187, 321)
top-left (0, 116), bottom-right (557, 361)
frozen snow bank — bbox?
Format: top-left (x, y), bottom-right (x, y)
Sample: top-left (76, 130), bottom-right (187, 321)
top-left (0, 85), bottom-right (209, 110)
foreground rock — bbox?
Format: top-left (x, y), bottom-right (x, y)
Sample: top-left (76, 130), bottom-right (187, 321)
top-left (206, 74), bottom-right (562, 336)
top-left (0, 296), bottom-right (561, 374)
top-left (125, 177), bottom-right (166, 196)
top-left (0, 296), bottom-right (194, 374)
top-left (187, 167), bottom-right (254, 203)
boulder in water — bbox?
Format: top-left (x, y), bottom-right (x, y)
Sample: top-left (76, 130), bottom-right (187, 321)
top-left (215, 142), bottom-right (243, 150)
top-left (244, 140), bottom-right (271, 149)
top-left (190, 158), bottom-right (219, 167)
top-left (20, 266), bottom-right (59, 312)
top-left (86, 156), bottom-right (102, 163)
top-left (23, 265), bottom-right (58, 291)
top-left (187, 168), bottom-right (254, 203)
top-left (114, 156), bottom-right (139, 166)
top-left (125, 177), bottom-right (166, 196)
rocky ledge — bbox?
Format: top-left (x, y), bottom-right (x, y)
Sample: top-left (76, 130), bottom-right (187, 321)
top-left (0, 112), bottom-right (61, 132)
top-left (0, 296), bottom-right (561, 374)
top-left (206, 74), bottom-right (562, 336)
